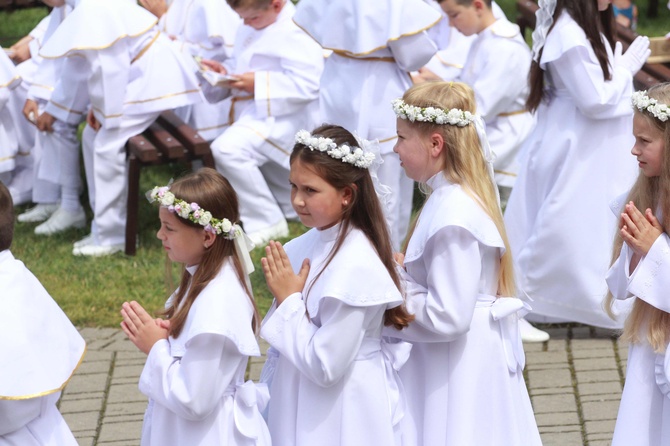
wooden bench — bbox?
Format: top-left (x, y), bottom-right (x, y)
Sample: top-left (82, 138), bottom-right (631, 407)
top-left (125, 110), bottom-right (214, 255)
top-left (516, 0), bottom-right (669, 90)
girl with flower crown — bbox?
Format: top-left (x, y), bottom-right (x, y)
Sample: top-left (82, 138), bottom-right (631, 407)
top-left (259, 124), bottom-right (413, 446)
top-left (605, 83), bottom-right (670, 445)
top-left (120, 168), bottom-right (270, 446)
top-left (388, 81), bottom-right (541, 445)
top-left (503, 0), bottom-right (650, 332)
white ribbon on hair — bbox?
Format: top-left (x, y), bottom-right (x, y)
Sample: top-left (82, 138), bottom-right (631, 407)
top-left (472, 115), bottom-right (500, 205)
top-left (233, 224), bottom-right (255, 289)
top-left (531, 0), bottom-right (557, 62)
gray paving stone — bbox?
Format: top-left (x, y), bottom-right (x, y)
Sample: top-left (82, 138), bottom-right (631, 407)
top-left (578, 381), bottom-right (623, 396)
top-left (97, 420), bottom-right (143, 443)
top-left (539, 431), bottom-right (584, 445)
top-left (106, 383), bottom-right (147, 404)
top-left (535, 411), bottom-right (581, 426)
top-left (527, 368), bottom-right (573, 388)
top-left (581, 400), bottom-right (620, 421)
top-left (531, 393), bottom-right (577, 414)
top-left (585, 419), bottom-right (617, 435)
top-left (575, 369), bottom-right (621, 384)
top-left (573, 357), bottom-right (618, 372)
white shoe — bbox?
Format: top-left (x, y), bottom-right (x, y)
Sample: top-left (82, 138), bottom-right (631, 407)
top-left (247, 220), bottom-right (289, 248)
top-left (34, 207), bottom-right (86, 235)
top-left (17, 203), bottom-right (59, 223)
top-left (73, 243), bottom-right (124, 257)
top-left (519, 318), bottom-right (550, 343)
top-left (74, 234), bottom-right (96, 248)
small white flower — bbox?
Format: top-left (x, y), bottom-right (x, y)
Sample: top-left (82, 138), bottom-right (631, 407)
top-left (198, 211), bottom-right (212, 225)
top-left (160, 191), bottom-right (175, 206)
top-left (220, 219), bottom-right (232, 233)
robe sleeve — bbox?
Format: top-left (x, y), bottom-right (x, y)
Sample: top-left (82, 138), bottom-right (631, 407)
top-left (138, 332), bottom-right (244, 421)
top-left (547, 45), bottom-right (632, 120)
top-left (605, 244), bottom-right (635, 301)
top-left (627, 233), bottom-right (670, 313)
top-left (260, 294), bottom-right (373, 387)
top-left (45, 55), bottom-right (90, 125)
top-left (464, 41), bottom-right (529, 119)
top-left (388, 31), bottom-right (437, 73)
top-left (393, 225), bottom-right (483, 343)
top-left (0, 398), bottom-right (41, 435)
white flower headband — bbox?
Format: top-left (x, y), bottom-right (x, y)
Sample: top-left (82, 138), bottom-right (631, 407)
top-left (148, 186), bottom-right (240, 238)
top-left (295, 130), bottom-right (376, 169)
top-left (391, 98), bottom-right (475, 126)
top-left (632, 90), bottom-right (670, 122)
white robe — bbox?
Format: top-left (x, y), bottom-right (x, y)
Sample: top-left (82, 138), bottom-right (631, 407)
top-left (504, 10), bottom-right (638, 327)
top-left (139, 261), bottom-right (270, 446)
top-left (456, 18), bottom-right (534, 188)
top-left (159, 0), bottom-right (241, 141)
top-left (421, 0), bottom-right (504, 81)
top-left (387, 173), bottom-right (541, 446)
top-left (260, 225), bottom-right (409, 446)
top-left (39, 0), bottom-right (202, 246)
top-left (606, 200), bottom-right (670, 445)
top-left (293, 0), bottom-right (440, 249)
top-left (207, 1), bottom-right (323, 234)
top-left (0, 249), bottom-right (86, 446)
top-left (0, 48), bottom-right (20, 176)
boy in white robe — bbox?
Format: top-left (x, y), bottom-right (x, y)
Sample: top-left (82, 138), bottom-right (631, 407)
top-left (3, 14), bottom-right (50, 205)
top-left (439, 0), bottom-right (534, 195)
top-left (142, 0), bottom-right (242, 141)
top-left (201, 0), bottom-right (323, 247)
top-left (0, 49), bottom-right (21, 188)
top-left (0, 180), bottom-right (86, 446)
top-left (292, 0), bottom-right (441, 249)
top-left (39, 0), bottom-right (202, 256)
top-left (18, 0), bottom-right (89, 236)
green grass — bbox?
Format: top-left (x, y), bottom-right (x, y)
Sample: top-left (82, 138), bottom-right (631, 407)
top-left (0, 7), bottom-right (48, 48)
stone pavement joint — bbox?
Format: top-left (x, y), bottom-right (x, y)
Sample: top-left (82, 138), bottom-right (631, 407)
top-left (61, 325), bottom-right (626, 446)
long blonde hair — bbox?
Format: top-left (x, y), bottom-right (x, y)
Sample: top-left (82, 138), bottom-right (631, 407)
top-left (401, 81), bottom-right (516, 297)
top-left (605, 83), bottom-right (670, 352)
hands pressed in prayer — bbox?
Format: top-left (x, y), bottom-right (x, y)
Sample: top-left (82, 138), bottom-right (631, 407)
top-left (261, 240), bottom-right (310, 306)
top-left (620, 201), bottom-right (664, 270)
top-left (121, 301), bottom-right (169, 354)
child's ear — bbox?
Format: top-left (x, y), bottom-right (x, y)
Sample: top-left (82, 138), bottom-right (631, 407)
top-left (342, 185), bottom-right (355, 206)
top-left (429, 132), bottom-right (445, 158)
top-left (203, 229), bottom-right (216, 249)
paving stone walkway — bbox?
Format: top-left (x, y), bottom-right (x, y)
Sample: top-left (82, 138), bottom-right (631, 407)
top-left (62, 325), bottom-right (626, 446)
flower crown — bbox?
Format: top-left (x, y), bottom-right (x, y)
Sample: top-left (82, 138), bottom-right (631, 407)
top-left (392, 98), bottom-right (475, 126)
top-left (632, 90), bottom-right (670, 122)
top-left (295, 130), bottom-right (376, 169)
top-left (148, 186), bottom-right (239, 238)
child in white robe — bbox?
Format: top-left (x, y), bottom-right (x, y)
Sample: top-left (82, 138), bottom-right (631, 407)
top-left (259, 125), bottom-right (414, 446)
top-left (388, 81), bottom-right (541, 445)
top-left (0, 180), bottom-right (86, 446)
top-left (504, 0), bottom-right (649, 331)
top-left (0, 49), bottom-right (21, 187)
top-left (39, 0), bottom-right (202, 256)
top-left (605, 84), bottom-right (670, 446)
top-left (200, 0), bottom-right (323, 247)
top-left (17, 0), bottom-right (88, 236)
top-left (440, 0), bottom-right (533, 195)
top-left (3, 14), bottom-right (50, 205)
top-left (292, 0), bottom-right (441, 249)
top-left (142, 0), bottom-right (241, 141)
top-left (121, 168), bottom-right (271, 446)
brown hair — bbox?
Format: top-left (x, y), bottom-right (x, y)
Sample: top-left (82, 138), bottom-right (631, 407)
top-left (290, 124), bottom-right (414, 330)
top-left (527, 0), bottom-right (615, 112)
top-left (0, 181), bottom-right (14, 251)
top-left (226, 0), bottom-right (273, 9)
top-left (400, 81), bottom-right (516, 298)
top-left (605, 83), bottom-right (670, 352)
top-left (160, 168), bottom-right (260, 338)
